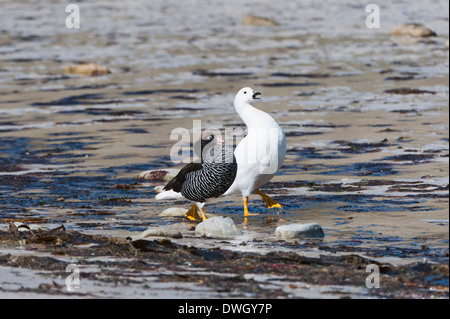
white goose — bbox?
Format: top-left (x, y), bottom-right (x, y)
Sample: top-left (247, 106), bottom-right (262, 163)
top-left (224, 87), bottom-right (286, 223)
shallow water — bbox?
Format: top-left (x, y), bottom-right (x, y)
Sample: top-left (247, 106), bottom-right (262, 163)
top-left (0, 0), bottom-right (448, 298)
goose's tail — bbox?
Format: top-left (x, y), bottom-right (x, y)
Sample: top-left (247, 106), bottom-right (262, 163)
top-left (155, 189), bottom-right (184, 200)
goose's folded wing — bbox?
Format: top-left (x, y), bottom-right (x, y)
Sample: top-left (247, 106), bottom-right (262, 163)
top-left (162, 163), bottom-right (203, 192)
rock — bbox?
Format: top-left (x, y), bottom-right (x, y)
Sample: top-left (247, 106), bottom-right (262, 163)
top-left (241, 15), bottom-right (279, 27)
top-left (64, 63), bottom-right (111, 76)
top-left (158, 207), bottom-right (188, 217)
top-left (13, 222), bottom-right (42, 231)
top-left (141, 226), bottom-right (183, 239)
top-left (158, 207), bottom-right (217, 220)
top-left (195, 216), bottom-right (243, 237)
top-left (391, 24), bottom-right (437, 38)
top-left (153, 185), bottom-right (165, 193)
top-left (138, 169), bottom-right (180, 182)
top-left (275, 223), bottom-right (324, 240)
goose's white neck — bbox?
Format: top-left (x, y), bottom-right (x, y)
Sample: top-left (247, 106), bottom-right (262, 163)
top-left (234, 100), bottom-right (279, 128)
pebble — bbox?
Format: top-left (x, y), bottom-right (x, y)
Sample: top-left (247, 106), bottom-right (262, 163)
top-left (64, 63), bottom-right (111, 76)
top-left (138, 169), bottom-right (180, 182)
top-left (391, 24), bottom-right (437, 38)
top-left (195, 216), bottom-right (243, 237)
top-left (157, 207), bottom-right (216, 220)
top-left (241, 15), bottom-right (279, 27)
top-left (158, 207), bottom-right (188, 217)
top-left (141, 226), bottom-right (183, 239)
top-left (275, 223), bottom-right (324, 240)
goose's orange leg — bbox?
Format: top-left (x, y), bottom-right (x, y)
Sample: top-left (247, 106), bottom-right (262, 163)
top-left (255, 188), bottom-right (282, 209)
top-left (199, 207), bottom-right (207, 222)
top-left (185, 204), bottom-right (201, 221)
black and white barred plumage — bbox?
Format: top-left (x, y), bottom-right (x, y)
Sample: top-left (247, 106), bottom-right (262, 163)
top-left (161, 139), bottom-right (237, 204)
top-left (181, 145), bottom-right (237, 202)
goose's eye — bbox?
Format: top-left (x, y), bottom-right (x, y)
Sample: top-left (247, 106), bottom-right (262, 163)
top-left (243, 91), bottom-right (247, 94)
top-left (208, 135), bottom-right (213, 140)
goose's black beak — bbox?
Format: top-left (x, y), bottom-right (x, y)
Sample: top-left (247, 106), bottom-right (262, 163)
top-left (252, 91), bottom-right (261, 100)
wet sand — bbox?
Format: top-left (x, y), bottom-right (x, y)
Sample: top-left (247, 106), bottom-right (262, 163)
top-left (0, 0), bottom-right (448, 298)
